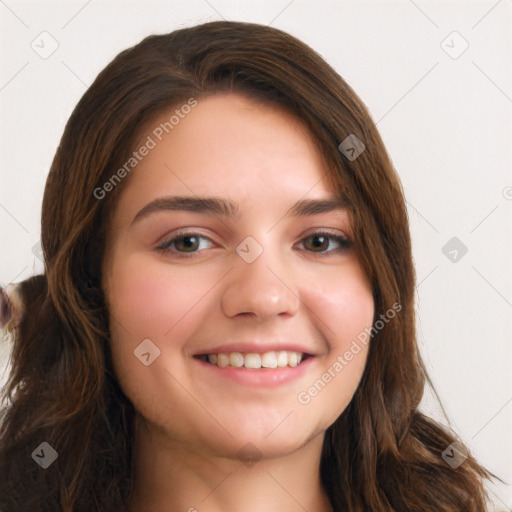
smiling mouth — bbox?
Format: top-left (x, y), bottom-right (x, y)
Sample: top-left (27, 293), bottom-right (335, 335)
top-left (194, 351), bottom-right (313, 369)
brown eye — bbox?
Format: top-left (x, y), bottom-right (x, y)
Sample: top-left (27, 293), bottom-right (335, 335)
top-left (304, 235), bottom-right (329, 251)
top-left (174, 235), bottom-right (200, 252)
top-left (157, 232), bottom-right (214, 255)
top-left (301, 232), bottom-right (352, 254)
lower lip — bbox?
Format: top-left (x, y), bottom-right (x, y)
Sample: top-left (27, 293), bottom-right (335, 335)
top-left (194, 356), bottom-right (316, 388)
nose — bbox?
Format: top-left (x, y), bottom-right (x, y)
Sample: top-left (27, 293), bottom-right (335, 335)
top-left (221, 243), bottom-right (300, 320)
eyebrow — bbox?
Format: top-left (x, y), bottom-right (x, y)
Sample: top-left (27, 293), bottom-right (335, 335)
top-left (131, 195), bottom-right (348, 225)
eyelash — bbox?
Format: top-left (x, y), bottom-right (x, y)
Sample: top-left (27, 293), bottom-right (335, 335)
top-left (156, 230), bottom-right (352, 258)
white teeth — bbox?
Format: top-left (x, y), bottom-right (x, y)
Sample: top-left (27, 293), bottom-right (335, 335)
top-left (229, 352), bottom-right (244, 368)
top-left (202, 350), bottom-right (305, 369)
top-left (277, 351), bottom-right (288, 367)
top-left (261, 352), bottom-right (277, 368)
top-left (244, 353), bottom-right (261, 369)
top-left (218, 353), bottom-right (230, 367)
top-left (288, 352), bottom-right (299, 367)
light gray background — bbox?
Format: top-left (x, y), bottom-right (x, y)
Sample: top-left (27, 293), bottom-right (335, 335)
top-left (1, 1), bottom-right (511, 510)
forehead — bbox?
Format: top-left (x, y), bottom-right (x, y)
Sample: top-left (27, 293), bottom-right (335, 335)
top-left (131, 93), bottom-right (330, 190)
top-left (106, 92), bottom-right (344, 231)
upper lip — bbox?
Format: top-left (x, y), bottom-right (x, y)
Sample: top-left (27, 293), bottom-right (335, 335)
top-left (192, 341), bottom-right (317, 356)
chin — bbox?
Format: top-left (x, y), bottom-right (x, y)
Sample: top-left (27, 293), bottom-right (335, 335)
top-left (193, 419), bottom-right (323, 462)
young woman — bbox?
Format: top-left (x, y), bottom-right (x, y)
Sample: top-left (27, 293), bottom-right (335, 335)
top-left (0, 20), bottom-right (500, 512)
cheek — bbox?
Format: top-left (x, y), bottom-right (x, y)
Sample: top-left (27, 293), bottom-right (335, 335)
top-left (105, 253), bottom-right (217, 338)
top-left (295, 262), bottom-right (374, 423)
top-left (300, 261), bottom-right (375, 346)
top-left (103, 253), bottom-right (221, 386)
top-left (103, 254), bottom-right (220, 420)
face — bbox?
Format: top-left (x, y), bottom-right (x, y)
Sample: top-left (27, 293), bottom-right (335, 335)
top-left (102, 92), bottom-right (374, 460)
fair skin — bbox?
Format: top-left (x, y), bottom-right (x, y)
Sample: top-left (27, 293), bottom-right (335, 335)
top-left (102, 93), bottom-right (375, 512)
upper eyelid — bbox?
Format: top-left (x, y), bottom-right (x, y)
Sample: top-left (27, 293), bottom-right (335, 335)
top-left (158, 227), bottom-right (350, 241)
top-left (157, 230), bottom-right (214, 249)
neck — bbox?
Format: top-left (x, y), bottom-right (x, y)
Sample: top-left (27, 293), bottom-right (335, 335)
top-left (128, 415), bottom-right (332, 512)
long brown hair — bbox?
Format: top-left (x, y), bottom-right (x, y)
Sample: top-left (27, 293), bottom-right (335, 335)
top-left (0, 20), bottom-right (501, 511)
